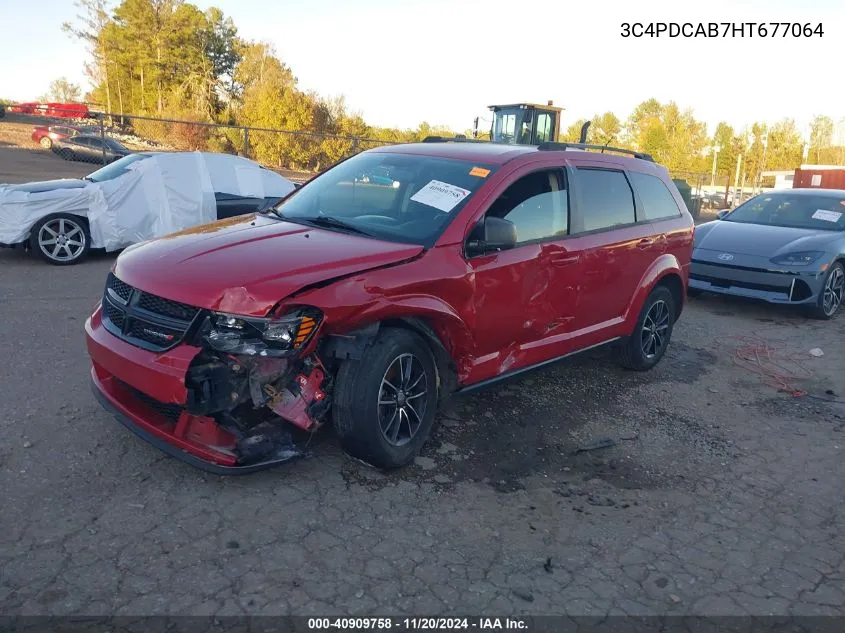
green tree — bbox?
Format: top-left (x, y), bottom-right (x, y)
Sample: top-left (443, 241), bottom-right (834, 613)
top-left (63, 0), bottom-right (114, 114)
top-left (560, 119), bottom-right (587, 143)
top-left (766, 118), bottom-right (804, 171)
top-left (808, 115), bottom-right (835, 164)
top-left (587, 112), bottom-right (622, 145)
top-left (41, 78), bottom-right (83, 102)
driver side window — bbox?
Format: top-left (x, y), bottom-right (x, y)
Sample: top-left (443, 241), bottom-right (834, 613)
top-left (485, 169), bottom-right (568, 245)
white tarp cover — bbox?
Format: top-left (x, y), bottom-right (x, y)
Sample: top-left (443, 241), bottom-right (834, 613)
top-left (0, 151), bottom-right (295, 251)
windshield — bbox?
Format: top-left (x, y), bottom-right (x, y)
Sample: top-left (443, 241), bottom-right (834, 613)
top-left (271, 151), bottom-right (496, 246)
top-left (104, 138), bottom-right (127, 151)
top-left (724, 193), bottom-right (845, 231)
top-left (491, 107), bottom-right (531, 145)
top-left (86, 153), bottom-right (148, 182)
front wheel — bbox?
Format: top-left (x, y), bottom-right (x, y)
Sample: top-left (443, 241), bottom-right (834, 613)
top-left (39, 136), bottom-right (53, 149)
top-left (807, 262), bottom-right (844, 320)
top-left (332, 327), bottom-right (439, 469)
top-left (58, 148), bottom-right (74, 161)
top-left (619, 286), bottom-right (676, 371)
top-left (29, 214), bottom-right (91, 265)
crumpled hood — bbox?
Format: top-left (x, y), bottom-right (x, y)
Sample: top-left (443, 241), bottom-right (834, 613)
top-left (694, 220), bottom-right (840, 258)
top-left (113, 214), bottom-right (424, 316)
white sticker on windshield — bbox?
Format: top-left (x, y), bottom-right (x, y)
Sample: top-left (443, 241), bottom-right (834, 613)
top-left (812, 209), bottom-right (842, 222)
top-left (410, 180), bottom-right (471, 213)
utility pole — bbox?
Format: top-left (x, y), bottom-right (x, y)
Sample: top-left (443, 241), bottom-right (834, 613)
top-left (710, 145), bottom-right (721, 187)
top-left (757, 130), bottom-right (769, 191)
top-left (734, 153), bottom-right (742, 203)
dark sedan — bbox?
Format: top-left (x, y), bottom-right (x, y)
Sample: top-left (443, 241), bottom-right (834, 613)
top-left (52, 134), bottom-right (131, 164)
top-left (689, 189), bottom-right (845, 319)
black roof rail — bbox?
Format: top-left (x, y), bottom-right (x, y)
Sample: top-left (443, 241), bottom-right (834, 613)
top-left (537, 142), bottom-right (654, 162)
top-left (421, 135), bottom-right (488, 144)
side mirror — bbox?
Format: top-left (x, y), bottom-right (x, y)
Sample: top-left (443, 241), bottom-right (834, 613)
top-left (717, 209), bottom-right (730, 219)
top-left (466, 216), bottom-right (517, 256)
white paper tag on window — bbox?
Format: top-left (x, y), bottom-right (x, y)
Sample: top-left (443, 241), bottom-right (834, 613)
top-left (811, 174), bottom-right (822, 187)
top-left (410, 180), bottom-right (471, 213)
top-left (812, 209), bottom-right (842, 222)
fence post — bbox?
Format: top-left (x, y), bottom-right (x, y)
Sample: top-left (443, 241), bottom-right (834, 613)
top-left (99, 113), bottom-right (106, 165)
top-left (352, 138), bottom-right (359, 156)
top-left (243, 127), bottom-right (249, 157)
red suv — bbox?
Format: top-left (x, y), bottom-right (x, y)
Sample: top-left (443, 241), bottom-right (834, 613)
top-left (85, 141), bottom-right (694, 473)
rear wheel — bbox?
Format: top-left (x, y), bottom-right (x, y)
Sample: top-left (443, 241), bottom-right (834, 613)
top-left (807, 262), bottom-right (844, 320)
top-left (29, 214), bottom-right (91, 265)
top-left (619, 286), bottom-right (675, 371)
top-left (333, 327), bottom-right (439, 469)
top-left (39, 136), bottom-right (53, 149)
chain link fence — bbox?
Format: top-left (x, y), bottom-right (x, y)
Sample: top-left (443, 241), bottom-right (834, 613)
top-left (5, 105), bottom-right (394, 179)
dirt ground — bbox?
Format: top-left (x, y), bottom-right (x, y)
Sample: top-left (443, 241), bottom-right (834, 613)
top-left (0, 119), bottom-right (93, 183)
top-left (0, 141), bottom-right (843, 619)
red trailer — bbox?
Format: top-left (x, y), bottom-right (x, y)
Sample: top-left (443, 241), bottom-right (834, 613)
top-left (7, 102), bottom-right (90, 118)
top-left (793, 165), bottom-right (845, 190)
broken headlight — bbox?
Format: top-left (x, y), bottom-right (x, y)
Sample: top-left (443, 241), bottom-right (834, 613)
top-left (200, 308), bottom-right (321, 357)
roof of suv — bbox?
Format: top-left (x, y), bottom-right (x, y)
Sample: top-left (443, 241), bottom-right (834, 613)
top-left (370, 141), bottom-right (658, 169)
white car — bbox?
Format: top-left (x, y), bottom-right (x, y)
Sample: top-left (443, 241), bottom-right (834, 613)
top-left (0, 151), bottom-right (296, 265)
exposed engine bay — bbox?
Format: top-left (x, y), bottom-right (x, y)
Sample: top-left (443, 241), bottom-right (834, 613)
top-left (184, 350), bottom-right (332, 467)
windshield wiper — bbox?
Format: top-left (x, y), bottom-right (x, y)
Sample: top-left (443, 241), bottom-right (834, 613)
top-left (303, 215), bottom-right (374, 237)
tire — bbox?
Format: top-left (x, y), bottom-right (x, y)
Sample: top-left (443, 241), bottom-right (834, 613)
top-left (58, 148), bottom-right (74, 161)
top-left (807, 262), bottom-right (844, 320)
top-left (332, 327), bottom-right (439, 469)
top-left (39, 136), bottom-right (53, 149)
top-left (29, 214), bottom-right (91, 266)
top-left (619, 285), bottom-right (675, 371)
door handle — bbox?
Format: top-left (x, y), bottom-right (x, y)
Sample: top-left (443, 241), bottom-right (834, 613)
top-left (549, 253), bottom-right (581, 265)
top-left (636, 238), bottom-right (654, 249)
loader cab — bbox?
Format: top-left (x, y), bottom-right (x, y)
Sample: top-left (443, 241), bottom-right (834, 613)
top-left (488, 102), bottom-right (562, 145)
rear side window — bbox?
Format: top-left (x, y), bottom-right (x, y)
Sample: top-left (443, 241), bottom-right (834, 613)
top-left (628, 171), bottom-right (682, 220)
top-left (575, 168), bottom-right (636, 232)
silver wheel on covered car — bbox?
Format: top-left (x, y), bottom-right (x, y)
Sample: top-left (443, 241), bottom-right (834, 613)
top-left (29, 213), bottom-right (91, 266)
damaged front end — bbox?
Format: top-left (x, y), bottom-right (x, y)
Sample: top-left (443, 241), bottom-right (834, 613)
top-left (178, 307), bottom-right (333, 470)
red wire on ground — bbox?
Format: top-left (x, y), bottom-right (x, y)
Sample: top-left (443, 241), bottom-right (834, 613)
top-left (714, 334), bottom-right (815, 398)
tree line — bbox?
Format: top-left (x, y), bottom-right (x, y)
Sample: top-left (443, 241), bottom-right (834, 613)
top-left (559, 105), bottom-right (845, 186)
top-left (59, 0), bottom-right (845, 176)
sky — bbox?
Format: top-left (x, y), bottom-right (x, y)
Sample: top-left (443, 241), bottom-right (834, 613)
top-left (1, 0), bottom-right (843, 138)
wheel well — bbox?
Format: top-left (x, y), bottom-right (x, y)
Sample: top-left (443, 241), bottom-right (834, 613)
top-left (27, 213), bottom-right (90, 245)
top-left (656, 273), bottom-right (684, 317)
top-left (320, 317), bottom-right (459, 401)
top-left (381, 317), bottom-right (459, 400)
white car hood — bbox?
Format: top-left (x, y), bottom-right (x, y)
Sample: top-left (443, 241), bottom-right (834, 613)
top-left (0, 152), bottom-right (295, 251)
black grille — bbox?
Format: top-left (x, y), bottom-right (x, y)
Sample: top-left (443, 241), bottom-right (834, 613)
top-left (108, 274), bottom-right (132, 302)
top-left (102, 274), bottom-right (202, 352)
top-left (102, 299), bottom-right (125, 329)
top-left (690, 273), bottom-right (789, 294)
top-left (137, 293), bottom-right (200, 322)
top-left (129, 386), bottom-right (183, 422)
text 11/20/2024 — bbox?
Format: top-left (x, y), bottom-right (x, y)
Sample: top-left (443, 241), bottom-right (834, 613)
top-left (307, 617), bottom-right (529, 630)
top-left (621, 22), bottom-right (824, 37)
